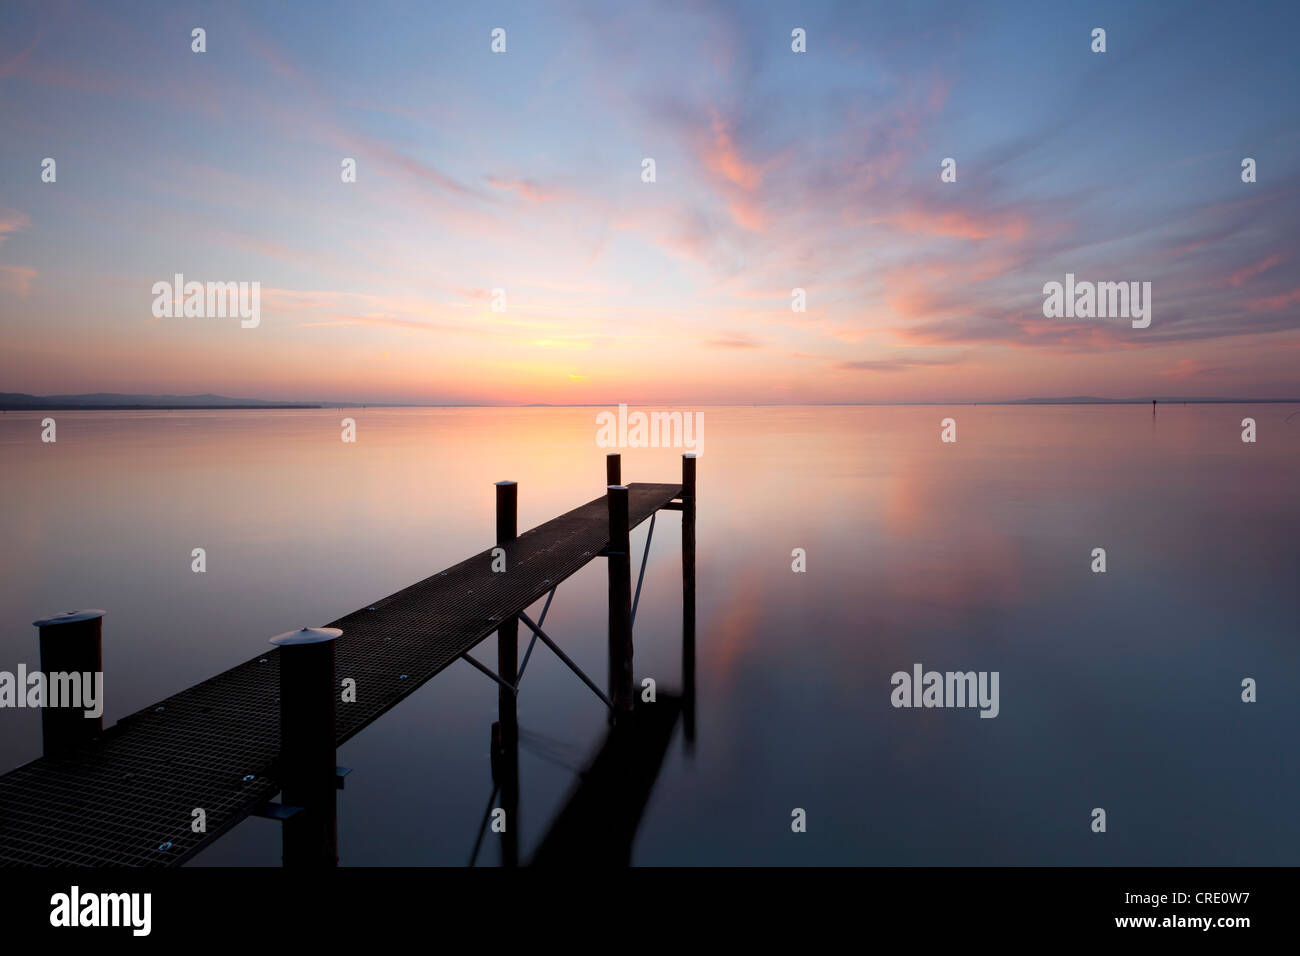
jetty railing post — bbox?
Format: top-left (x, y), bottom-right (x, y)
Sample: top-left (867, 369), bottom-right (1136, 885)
top-left (269, 626), bottom-right (341, 868)
top-left (607, 484), bottom-right (634, 714)
top-left (494, 480), bottom-right (520, 868)
top-left (681, 454), bottom-right (697, 748)
top-left (32, 609), bottom-right (105, 756)
top-left (606, 452), bottom-right (621, 488)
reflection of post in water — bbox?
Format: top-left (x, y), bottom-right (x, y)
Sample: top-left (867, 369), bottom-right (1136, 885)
top-left (495, 480), bottom-right (520, 868)
top-left (529, 692), bottom-right (681, 866)
top-left (531, 453), bottom-right (697, 865)
top-left (464, 455), bottom-right (697, 866)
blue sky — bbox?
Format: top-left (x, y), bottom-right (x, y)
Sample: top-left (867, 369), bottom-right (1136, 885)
top-left (1, 0), bottom-right (1297, 402)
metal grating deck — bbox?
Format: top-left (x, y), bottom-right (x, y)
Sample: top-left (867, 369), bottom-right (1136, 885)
top-left (0, 483), bottom-right (681, 867)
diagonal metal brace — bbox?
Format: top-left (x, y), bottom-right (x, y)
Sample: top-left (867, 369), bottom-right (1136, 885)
top-left (518, 611), bottom-right (613, 710)
top-left (460, 652), bottom-right (519, 695)
top-left (517, 587), bottom-right (555, 683)
top-left (630, 512), bottom-right (656, 628)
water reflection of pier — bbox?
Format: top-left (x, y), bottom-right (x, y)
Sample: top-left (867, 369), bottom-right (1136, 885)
top-left (471, 452), bottom-right (697, 866)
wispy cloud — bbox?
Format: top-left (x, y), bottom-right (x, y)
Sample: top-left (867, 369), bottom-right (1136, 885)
top-left (486, 177), bottom-right (561, 203)
top-left (0, 208), bottom-right (29, 243)
top-left (837, 354), bottom-right (965, 373)
top-left (706, 331), bottom-right (763, 349)
top-left (0, 264), bottom-right (36, 296)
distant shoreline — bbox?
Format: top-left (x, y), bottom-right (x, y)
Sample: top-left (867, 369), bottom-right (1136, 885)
top-left (0, 404), bottom-right (323, 411)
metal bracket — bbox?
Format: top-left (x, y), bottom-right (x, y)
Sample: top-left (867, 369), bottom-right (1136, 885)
top-left (251, 801), bottom-right (303, 820)
top-left (253, 766), bottom-right (349, 814)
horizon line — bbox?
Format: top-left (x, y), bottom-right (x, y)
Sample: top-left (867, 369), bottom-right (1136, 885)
top-left (3, 391), bottom-right (1300, 411)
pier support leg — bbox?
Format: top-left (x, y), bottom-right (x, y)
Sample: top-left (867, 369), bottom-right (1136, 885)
top-left (32, 610), bottom-right (105, 756)
top-left (607, 484), bottom-right (634, 715)
top-left (606, 452), bottom-right (621, 488)
top-left (681, 454), bottom-right (697, 750)
top-left (270, 627), bottom-right (341, 868)
top-left (495, 480), bottom-right (520, 868)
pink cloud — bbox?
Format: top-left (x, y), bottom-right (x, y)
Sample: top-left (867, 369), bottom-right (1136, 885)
top-left (486, 177), bottom-right (560, 203)
top-left (0, 265), bottom-right (37, 296)
top-left (726, 194), bottom-right (765, 232)
top-left (701, 113), bottom-right (763, 190)
top-left (887, 207), bottom-right (1028, 242)
top-left (1159, 359), bottom-right (1224, 378)
top-left (0, 31), bottom-right (40, 78)
top-left (927, 76), bottom-right (951, 112)
top-left (1244, 287), bottom-right (1300, 313)
top-left (1226, 254), bottom-right (1285, 287)
top-left (672, 110), bottom-right (769, 233)
top-left (368, 139), bottom-right (490, 201)
top-left (0, 208), bottom-right (30, 243)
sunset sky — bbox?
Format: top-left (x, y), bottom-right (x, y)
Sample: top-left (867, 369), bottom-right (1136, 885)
top-left (1, 0), bottom-right (1298, 404)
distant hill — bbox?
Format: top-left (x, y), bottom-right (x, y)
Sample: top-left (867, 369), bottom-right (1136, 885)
top-left (1002, 396), bottom-right (1298, 405)
top-left (0, 392), bottom-right (321, 410)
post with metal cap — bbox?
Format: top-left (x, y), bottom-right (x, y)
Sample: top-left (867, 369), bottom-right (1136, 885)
top-left (606, 453), bottom-right (621, 488)
top-left (32, 609), bottom-right (105, 756)
top-left (270, 626), bottom-right (341, 868)
top-left (494, 480), bottom-right (520, 867)
top-left (681, 454), bottom-right (697, 748)
top-left (607, 484), bottom-right (633, 714)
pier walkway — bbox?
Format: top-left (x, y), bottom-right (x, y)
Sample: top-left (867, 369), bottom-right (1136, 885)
top-left (0, 478), bottom-right (685, 866)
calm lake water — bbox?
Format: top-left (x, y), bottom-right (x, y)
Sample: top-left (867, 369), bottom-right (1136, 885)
top-left (1, 405), bottom-right (1296, 865)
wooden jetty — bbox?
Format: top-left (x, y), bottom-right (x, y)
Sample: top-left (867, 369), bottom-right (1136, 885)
top-left (0, 454), bottom-right (697, 867)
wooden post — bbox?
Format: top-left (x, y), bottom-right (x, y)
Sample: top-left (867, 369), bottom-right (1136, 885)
top-left (494, 480), bottom-right (519, 867)
top-left (607, 484), bottom-right (633, 713)
top-left (269, 626), bottom-right (341, 868)
top-left (681, 454), bottom-right (697, 749)
top-left (32, 609), bottom-right (105, 756)
top-left (606, 453), bottom-right (621, 488)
